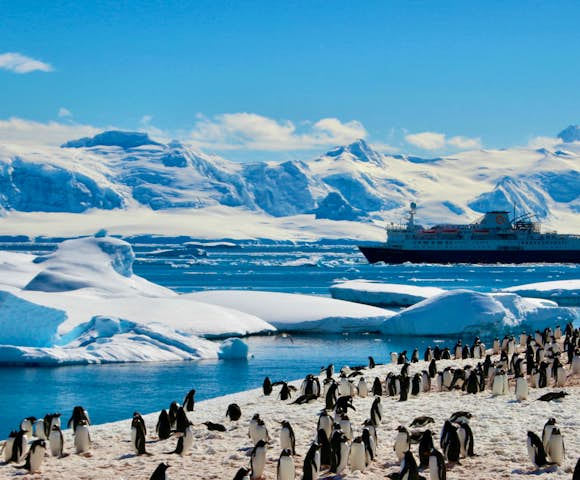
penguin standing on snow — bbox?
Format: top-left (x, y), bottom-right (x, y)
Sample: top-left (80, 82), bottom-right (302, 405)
top-left (527, 431), bottom-right (553, 468)
top-left (280, 420), bottom-right (296, 455)
top-left (330, 431), bottom-right (349, 474)
top-left (349, 436), bottom-right (367, 472)
top-left (43, 413), bottom-right (61, 439)
top-left (172, 423), bottom-right (194, 456)
top-left (398, 450), bottom-right (419, 480)
top-left (302, 442), bottom-right (320, 480)
top-left (168, 401), bottom-right (180, 429)
top-left (183, 389), bottom-right (196, 411)
top-left (263, 377), bottom-right (273, 396)
top-left (394, 425), bottom-right (410, 461)
top-left (515, 373), bottom-right (529, 401)
top-left (440, 421), bottom-right (460, 462)
top-left (17, 439), bottom-right (46, 473)
top-left (156, 409), bottom-right (172, 440)
top-left (276, 448), bottom-right (295, 480)
top-left (418, 429), bottom-right (434, 468)
top-left (49, 425), bottom-right (64, 457)
top-left (546, 427), bottom-right (565, 466)
top-left (74, 419), bottom-right (91, 454)
top-left (317, 411), bottom-right (332, 439)
top-left (3, 431), bottom-right (17, 463)
top-left (429, 448), bottom-right (447, 480)
top-left (457, 421), bottom-right (475, 457)
top-left (372, 377), bottom-right (383, 396)
top-left (370, 396), bottom-right (382, 426)
top-left (20, 416), bottom-right (36, 438)
top-left (362, 427), bottom-right (376, 462)
top-left (358, 377), bottom-right (368, 397)
top-left (250, 439), bottom-right (267, 479)
top-left (542, 418), bottom-right (556, 450)
top-left (226, 403), bottom-right (242, 421)
top-left (316, 429), bottom-right (332, 468)
top-left (132, 417), bottom-right (149, 455)
top-left (233, 468), bottom-right (251, 480)
top-left (149, 462), bottom-right (170, 480)
top-left (8, 429), bottom-right (28, 463)
top-left (67, 406), bottom-right (90, 432)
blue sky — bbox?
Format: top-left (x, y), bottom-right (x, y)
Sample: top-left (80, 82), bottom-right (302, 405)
top-left (1, 0), bottom-right (579, 160)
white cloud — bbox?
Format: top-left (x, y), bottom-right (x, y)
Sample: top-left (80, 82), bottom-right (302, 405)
top-left (526, 136), bottom-right (561, 149)
top-left (405, 131), bottom-right (481, 151)
top-left (0, 52), bottom-right (53, 74)
top-left (58, 107), bottom-right (72, 118)
top-left (0, 117), bottom-right (99, 148)
top-left (189, 113), bottom-right (367, 151)
top-left (405, 131), bottom-right (446, 150)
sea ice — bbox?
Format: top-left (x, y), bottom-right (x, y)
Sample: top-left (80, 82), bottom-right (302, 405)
top-left (503, 279), bottom-right (580, 306)
top-left (218, 338), bottom-right (249, 360)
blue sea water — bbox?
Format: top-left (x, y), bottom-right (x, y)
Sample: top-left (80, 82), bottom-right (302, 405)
top-left (0, 242), bottom-right (577, 431)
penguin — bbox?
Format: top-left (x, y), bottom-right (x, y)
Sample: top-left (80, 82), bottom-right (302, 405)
top-left (277, 448), bottom-right (295, 480)
top-left (252, 418), bottom-right (270, 444)
top-left (440, 421), bottom-right (460, 462)
top-left (542, 418), bottom-right (556, 450)
top-left (74, 419), bottom-right (91, 454)
top-left (349, 436), bottom-right (367, 472)
top-left (226, 403), bottom-right (242, 421)
top-left (429, 359), bottom-right (437, 378)
top-left (183, 389), bottom-right (196, 411)
top-left (398, 450), bottom-right (419, 480)
top-left (515, 373), bottom-right (529, 401)
top-left (280, 420), bottom-right (296, 455)
top-left (43, 413), bottom-right (61, 439)
top-left (422, 370), bottom-right (431, 392)
top-left (202, 421), bottom-right (227, 432)
top-left (249, 414), bottom-right (260, 442)
top-left (493, 337), bottom-right (501, 354)
top-left (433, 345), bottom-right (442, 360)
top-left (466, 370), bottom-right (479, 394)
top-left (49, 424), bottom-right (64, 457)
top-left (547, 427), bottom-right (565, 466)
top-left (316, 429), bottom-right (332, 468)
top-left (537, 391), bottom-right (568, 402)
top-left (173, 423), bottom-right (194, 455)
top-left (325, 382), bottom-right (338, 410)
top-left (302, 442), bottom-right (320, 480)
top-left (424, 347), bottom-right (433, 362)
top-left (149, 462), bottom-right (170, 480)
top-left (156, 409), bottom-right (172, 440)
top-left (18, 439), bottom-right (46, 473)
top-left (527, 431), bottom-right (553, 468)
top-left (399, 375), bottom-right (410, 401)
top-left (20, 416), bottom-right (35, 438)
top-left (391, 352), bottom-right (398, 364)
top-left (369, 356), bottom-right (377, 368)
top-left (572, 351), bottom-right (580, 374)
top-left (317, 411), bottom-right (332, 439)
top-left (263, 377), bottom-right (273, 396)
top-left (370, 396), bottom-right (382, 426)
top-left (322, 363), bottom-right (334, 379)
top-left (279, 382), bottom-right (292, 401)
top-left (492, 369), bottom-right (507, 396)
top-left (411, 348), bottom-right (419, 363)
top-left (8, 429), bottom-right (27, 463)
top-left (174, 406), bottom-right (190, 433)
top-left (168, 401), bottom-right (180, 428)
top-left (67, 406), bottom-right (90, 432)
top-left (330, 431), bottom-right (349, 474)
top-left (250, 439), bottom-right (267, 479)
top-left (418, 429), bottom-right (434, 468)
top-left (553, 359), bottom-right (567, 387)
top-left (362, 427), bottom-right (376, 463)
top-left (358, 377), bottom-right (369, 397)
top-left (428, 448), bottom-right (447, 480)
top-left (3, 431), bottom-right (17, 463)
top-left (339, 414), bottom-right (353, 441)
top-left (410, 416), bottom-right (434, 428)
top-left (372, 377), bottom-right (383, 396)
top-left (394, 425), bottom-right (410, 461)
top-left (334, 395), bottom-right (355, 415)
top-left (449, 411), bottom-right (472, 424)
top-left (33, 418), bottom-right (46, 439)
top-left (131, 411), bottom-right (147, 444)
top-left (133, 418), bottom-right (149, 455)
top-left (457, 421), bottom-right (475, 457)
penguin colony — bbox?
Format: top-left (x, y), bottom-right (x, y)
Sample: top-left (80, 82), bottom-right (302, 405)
top-left (0, 323), bottom-right (578, 479)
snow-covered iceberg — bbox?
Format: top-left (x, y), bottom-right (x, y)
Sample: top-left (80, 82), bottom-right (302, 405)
top-left (330, 280), bottom-right (445, 307)
top-left (380, 289), bottom-right (577, 336)
top-left (0, 236), bottom-right (275, 365)
top-left (188, 290), bottom-right (395, 333)
top-left (503, 280), bottom-right (580, 306)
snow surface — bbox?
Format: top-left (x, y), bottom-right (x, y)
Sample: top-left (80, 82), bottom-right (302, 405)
top-left (330, 280), bottom-right (445, 307)
top-left (380, 289), bottom-right (578, 336)
top-left (0, 344), bottom-right (577, 479)
top-left (188, 290), bottom-right (396, 333)
top-left (503, 279), bottom-right (580, 306)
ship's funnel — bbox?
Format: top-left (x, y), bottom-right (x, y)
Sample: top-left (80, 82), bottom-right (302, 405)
top-left (479, 211), bottom-right (510, 229)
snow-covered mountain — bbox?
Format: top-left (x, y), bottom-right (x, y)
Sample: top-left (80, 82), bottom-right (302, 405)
top-left (0, 127), bottom-right (579, 231)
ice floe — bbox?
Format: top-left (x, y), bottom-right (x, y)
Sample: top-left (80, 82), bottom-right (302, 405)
top-left (503, 279), bottom-right (580, 306)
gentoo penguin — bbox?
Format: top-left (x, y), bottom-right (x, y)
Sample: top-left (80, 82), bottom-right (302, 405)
top-left (67, 406), bottom-right (90, 432)
top-left (280, 420), bottom-right (296, 455)
top-left (226, 403), bottom-right (242, 421)
top-left (8, 429), bottom-right (27, 463)
top-left (279, 382), bottom-right (292, 401)
top-left (515, 374), bottom-right (529, 401)
top-left (249, 414), bottom-right (260, 442)
top-left (302, 442), bottom-right (320, 480)
top-left (149, 462), bottom-right (170, 480)
top-left (370, 396), bottom-right (382, 426)
top-left (233, 467), bottom-right (251, 480)
top-left (202, 421), bottom-right (227, 432)
top-left (368, 356), bottom-right (376, 368)
top-left (43, 413), bottom-right (61, 439)
top-left (18, 439), bottom-right (46, 473)
top-left (349, 436), bottom-right (367, 472)
top-left (330, 431), bottom-right (349, 474)
top-left (250, 439), bottom-right (267, 479)
top-left (133, 418), bottom-right (149, 455)
top-left (131, 411), bottom-right (147, 443)
top-left (339, 414), bottom-right (353, 441)
top-left (372, 377), bottom-right (383, 396)
top-left (362, 428), bottom-right (376, 462)
top-left (394, 425), bottom-right (410, 461)
top-left (156, 409), bottom-right (172, 440)
top-left (440, 421), bottom-right (460, 462)
top-left (527, 431), bottom-right (553, 468)
top-left (173, 423), bottom-right (194, 455)
top-left (3, 431), bottom-right (17, 462)
top-left (317, 411), bottom-right (332, 439)
top-left (391, 352), bottom-right (398, 364)
top-left (399, 375), bottom-right (410, 401)
top-left (398, 450), bottom-right (419, 480)
top-left (74, 419), bottom-right (91, 454)
top-left (422, 370), bottom-right (431, 392)
top-left (49, 424), bottom-right (64, 457)
top-left (335, 395), bottom-right (355, 415)
top-left (542, 418), bottom-right (556, 450)
top-left (183, 388), bottom-right (196, 411)
top-left (363, 418), bottom-right (378, 447)
top-left (411, 373), bottom-right (422, 396)
top-left (325, 382), bottom-right (338, 410)
top-left (33, 418), bottom-right (46, 439)
top-left (263, 377), bottom-right (273, 396)
top-left (410, 416), bottom-right (435, 428)
top-left (553, 359), bottom-right (567, 387)
top-left (276, 448), bottom-right (295, 480)
top-left (316, 429), bottom-right (332, 468)
top-left (174, 406), bottom-right (190, 434)
top-left (358, 377), bottom-right (369, 398)
top-left (20, 416), bottom-right (35, 438)
top-left (547, 427), bottom-right (565, 466)
top-left (411, 348), bottom-right (419, 363)
top-left (168, 401), bottom-right (180, 429)
top-left (457, 421), bottom-right (475, 457)
top-left (429, 359), bottom-right (437, 378)
top-left (537, 391), bottom-right (568, 402)
top-left (572, 351), bottom-right (580, 374)
top-left (428, 448), bottom-right (447, 480)
top-left (492, 369), bottom-right (508, 396)
top-left (418, 429), bottom-right (434, 468)
top-left (424, 347), bottom-right (433, 362)
top-left (252, 418), bottom-right (270, 444)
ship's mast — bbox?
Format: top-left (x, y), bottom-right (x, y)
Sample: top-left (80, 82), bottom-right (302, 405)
top-left (406, 202), bottom-right (417, 229)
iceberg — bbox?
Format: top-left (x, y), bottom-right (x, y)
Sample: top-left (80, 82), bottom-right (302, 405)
top-left (330, 280), bottom-right (445, 307)
top-left (503, 279), bottom-right (580, 306)
top-left (188, 290), bottom-right (395, 333)
top-left (380, 289), bottom-right (578, 336)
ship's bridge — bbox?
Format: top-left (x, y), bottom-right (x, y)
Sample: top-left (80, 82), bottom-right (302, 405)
top-left (478, 211), bottom-right (511, 229)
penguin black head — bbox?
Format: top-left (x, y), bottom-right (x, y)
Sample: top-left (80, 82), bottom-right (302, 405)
top-left (280, 448), bottom-right (292, 457)
top-left (150, 462), bottom-right (170, 480)
top-left (255, 439), bottom-right (268, 448)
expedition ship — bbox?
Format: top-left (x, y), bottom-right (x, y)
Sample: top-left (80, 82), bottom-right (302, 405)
top-left (359, 203), bottom-right (580, 264)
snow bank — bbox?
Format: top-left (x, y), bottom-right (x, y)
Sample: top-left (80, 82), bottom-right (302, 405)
top-left (0, 236), bottom-right (276, 365)
top-left (330, 279), bottom-right (445, 307)
top-left (503, 279), bottom-right (580, 306)
top-left (188, 290), bottom-right (395, 333)
top-left (380, 289), bottom-right (578, 336)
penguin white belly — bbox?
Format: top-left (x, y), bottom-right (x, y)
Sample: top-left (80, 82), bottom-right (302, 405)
top-left (391, 352), bottom-right (398, 363)
top-left (277, 455), bottom-right (295, 480)
top-left (457, 427), bottom-right (467, 458)
top-left (29, 445), bottom-right (46, 472)
top-left (339, 420), bottom-right (352, 440)
top-left (358, 379), bottom-right (368, 397)
top-left (394, 434), bottom-right (408, 461)
top-left (253, 425), bottom-right (268, 443)
top-left (572, 355), bottom-right (580, 375)
top-left (251, 447), bottom-right (266, 479)
top-left (20, 419), bottom-right (32, 437)
top-left (555, 367), bottom-right (566, 387)
top-left (33, 420), bottom-right (46, 439)
top-left (492, 375), bottom-right (504, 396)
top-left (74, 426), bottom-right (91, 454)
top-left (49, 430), bottom-right (63, 457)
top-left (131, 426), bottom-right (137, 447)
top-left (318, 416), bottom-right (332, 438)
top-left (515, 377), bottom-right (528, 401)
top-left (542, 425), bottom-right (554, 450)
top-left (548, 434), bottom-right (564, 465)
top-left (3, 437), bottom-right (14, 462)
top-left (502, 375), bottom-right (510, 395)
top-left (338, 379), bottom-right (350, 396)
top-left (336, 442), bottom-right (349, 474)
top-left (429, 454), bottom-right (440, 480)
top-left (349, 442), bottom-right (366, 472)
top-left (180, 427), bottom-right (194, 455)
top-left (280, 429), bottom-right (292, 451)
top-left (248, 421), bottom-right (258, 442)
top-left (527, 438), bottom-right (536, 465)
